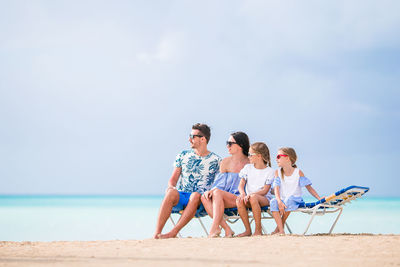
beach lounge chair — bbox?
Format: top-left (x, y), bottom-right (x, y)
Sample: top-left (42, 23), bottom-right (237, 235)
top-left (223, 185), bottom-right (369, 235)
top-left (223, 206), bottom-right (293, 234)
top-left (169, 205), bottom-right (209, 237)
top-left (295, 185), bottom-right (369, 235)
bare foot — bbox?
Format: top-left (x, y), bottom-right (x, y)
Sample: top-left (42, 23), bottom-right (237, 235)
top-left (208, 226), bottom-right (221, 238)
top-left (159, 231), bottom-right (178, 239)
top-left (224, 230), bottom-right (235, 238)
top-left (236, 231), bottom-right (252, 237)
top-left (252, 231), bottom-right (263, 236)
top-left (208, 230), bottom-right (221, 238)
top-left (271, 230), bottom-right (285, 235)
top-left (271, 227), bottom-right (280, 235)
top-left (153, 233), bottom-right (161, 239)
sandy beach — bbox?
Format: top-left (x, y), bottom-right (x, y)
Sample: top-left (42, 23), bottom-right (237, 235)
top-left (1, 234), bottom-right (399, 266)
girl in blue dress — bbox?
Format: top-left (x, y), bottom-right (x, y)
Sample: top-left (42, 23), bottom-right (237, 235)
top-left (201, 132), bottom-right (250, 238)
top-left (270, 147), bottom-right (321, 235)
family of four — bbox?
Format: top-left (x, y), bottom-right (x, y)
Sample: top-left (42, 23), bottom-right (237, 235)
top-left (153, 123), bottom-right (321, 239)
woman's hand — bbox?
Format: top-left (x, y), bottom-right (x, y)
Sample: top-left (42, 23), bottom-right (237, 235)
top-left (203, 190), bottom-right (212, 200)
top-left (237, 193), bottom-right (246, 203)
top-left (278, 200), bottom-right (287, 216)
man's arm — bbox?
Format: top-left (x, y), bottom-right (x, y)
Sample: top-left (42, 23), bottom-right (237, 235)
top-left (167, 167), bottom-right (182, 190)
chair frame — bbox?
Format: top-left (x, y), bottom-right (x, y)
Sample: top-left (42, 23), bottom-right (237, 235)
top-left (169, 185), bottom-right (369, 237)
top-left (223, 186), bottom-right (369, 235)
top-left (169, 213), bottom-right (208, 238)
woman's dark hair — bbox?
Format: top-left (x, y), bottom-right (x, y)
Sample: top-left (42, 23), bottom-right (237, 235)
top-left (231, 131), bottom-right (250, 156)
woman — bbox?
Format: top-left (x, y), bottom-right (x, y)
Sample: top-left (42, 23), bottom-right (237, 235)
top-left (201, 131), bottom-right (250, 237)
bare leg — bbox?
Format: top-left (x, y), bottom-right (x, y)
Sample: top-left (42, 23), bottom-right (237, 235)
top-left (201, 194), bottom-right (213, 218)
top-left (272, 211), bottom-right (285, 235)
top-left (202, 192), bottom-right (234, 237)
top-left (236, 198), bottom-right (252, 237)
top-left (208, 189), bottom-right (237, 238)
top-left (281, 211), bottom-right (291, 231)
top-left (159, 192), bottom-right (201, 239)
top-left (272, 211), bottom-right (291, 235)
top-left (153, 188), bottom-right (179, 239)
top-left (250, 195), bottom-right (270, 236)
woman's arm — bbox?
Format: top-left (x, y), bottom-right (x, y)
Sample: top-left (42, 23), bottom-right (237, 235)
top-left (219, 157), bottom-right (229, 173)
top-left (306, 185), bottom-right (321, 200)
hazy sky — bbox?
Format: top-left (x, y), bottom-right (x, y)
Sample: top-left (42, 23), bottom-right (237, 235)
top-left (1, 0), bottom-right (399, 196)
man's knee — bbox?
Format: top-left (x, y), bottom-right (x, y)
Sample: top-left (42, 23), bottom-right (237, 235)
top-left (165, 188), bottom-right (179, 202)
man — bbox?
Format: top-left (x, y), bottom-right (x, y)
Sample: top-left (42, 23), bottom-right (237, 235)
top-left (154, 123), bottom-right (221, 239)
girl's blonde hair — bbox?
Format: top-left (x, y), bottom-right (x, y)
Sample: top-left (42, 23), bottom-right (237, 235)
top-left (279, 147), bottom-right (297, 180)
top-left (250, 142), bottom-right (271, 167)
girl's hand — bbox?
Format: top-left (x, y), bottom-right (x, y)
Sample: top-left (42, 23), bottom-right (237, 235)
top-left (244, 194), bottom-right (251, 204)
top-left (204, 191), bottom-right (212, 200)
top-left (278, 200), bottom-right (287, 216)
top-left (237, 193), bottom-right (246, 203)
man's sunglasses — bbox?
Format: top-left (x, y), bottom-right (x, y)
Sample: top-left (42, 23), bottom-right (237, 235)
top-left (276, 154), bottom-right (289, 159)
top-left (189, 134), bottom-right (203, 139)
top-left (226, 141), bottom-right (237, 147)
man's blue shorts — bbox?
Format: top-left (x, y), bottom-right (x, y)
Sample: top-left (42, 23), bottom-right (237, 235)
top-left (172, 191), bottom-right (192, 211)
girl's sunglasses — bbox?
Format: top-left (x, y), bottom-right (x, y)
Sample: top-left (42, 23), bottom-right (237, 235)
top-left (276, 154), bottom-right (289, 159)
top-left (226, 141), bottom-right (237, 147)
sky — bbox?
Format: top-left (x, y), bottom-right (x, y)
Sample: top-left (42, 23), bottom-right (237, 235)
top-left (0, 0), bottom-right (399, 196)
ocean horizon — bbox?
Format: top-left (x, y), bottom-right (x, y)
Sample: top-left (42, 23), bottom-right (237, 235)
top-left (1, 194), bottom-right (399, 241)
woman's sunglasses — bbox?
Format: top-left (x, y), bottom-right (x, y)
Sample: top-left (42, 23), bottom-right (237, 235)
top-left (276, 154), bottom-right (289, 159)
top-left (226, 141), bottom-right (237, 147)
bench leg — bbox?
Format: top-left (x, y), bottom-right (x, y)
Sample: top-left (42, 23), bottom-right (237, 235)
top-left (169, 215), bottom-right (182, 238)
top-left (303, 207), bottom-right (318, 235)
top-left (328, 207), bottom-right (343, 234)
top-left (197, 217), bottom-right (209, 236)
top-left (285, 221), bottom-right (292, 234)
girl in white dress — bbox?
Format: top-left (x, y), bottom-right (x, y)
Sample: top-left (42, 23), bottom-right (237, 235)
top-left (236, 142), bottom-right (274, 237)
top-left (271, 147), bottom-right (321, 235)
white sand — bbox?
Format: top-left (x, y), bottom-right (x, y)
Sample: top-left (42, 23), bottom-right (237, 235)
top-left (1, 235), bottom-right (399, 266)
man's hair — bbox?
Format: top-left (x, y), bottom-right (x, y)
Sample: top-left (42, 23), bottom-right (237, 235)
top-left (192, 123), bottom-right (211, 143)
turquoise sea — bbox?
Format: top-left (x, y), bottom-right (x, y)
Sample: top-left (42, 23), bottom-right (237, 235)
top-left (1, 195), bottom-right (399, 241)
